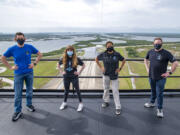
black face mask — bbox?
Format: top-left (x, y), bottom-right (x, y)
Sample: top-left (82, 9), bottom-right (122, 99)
top-left (17, 39), bottom-right (25, 46)
top-left (107, 47), bottom-right (114, 52)
top-left (154, 44), bottom-right (162, 50)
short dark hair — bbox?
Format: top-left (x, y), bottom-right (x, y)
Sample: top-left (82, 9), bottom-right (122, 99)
top-left (154, 37), bottom-right (163, 43)
top-left (106, 41), bottom-right (113, 47)
top-left (15, 32), bottom-right (25, 38)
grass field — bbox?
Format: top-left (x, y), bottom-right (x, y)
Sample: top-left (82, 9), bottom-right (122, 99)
top-left (0, 80), bottom-right (11, 88)
top-left (128, 61), bottom-right (180, 89)
top-left (115, 47), bottom-right (133, 89)
top-left (0, 51), bottom-right (86, 89)
top-left (128, 61), bottom-right (150, 89)
top-left (0, 61), bottom-right (59, 89)
top-left (125, 43), bottom-right (180, 58)
top-left (33, 61), bottom-right (59, 88)
top-left (116, 45), bottom-right (180, 90)
top-left (0, 39), bottom-right (179, 90)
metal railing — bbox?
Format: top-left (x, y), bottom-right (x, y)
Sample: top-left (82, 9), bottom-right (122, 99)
top-left (0, 58), bottom-right (180, 97)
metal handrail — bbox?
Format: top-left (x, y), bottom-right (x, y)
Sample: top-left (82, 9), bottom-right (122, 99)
top-left (0, 75), bottom-right (180, 78)
top-left (1, 58), bottom-right (180, 79)
top-left (0, 89), bottom-right (180, 93)
top-left (0, 58), bottom-right (180, 96)
top-left (3, 58), bottom-right (180, 61)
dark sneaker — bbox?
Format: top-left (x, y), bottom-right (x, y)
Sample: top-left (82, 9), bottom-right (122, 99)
top-left (12, 112), bottom-right (23, 122)
top-left (115, 109), bottom-right (121, 115)
top-left (26, 105), bottom-right (35, 112)
top-left (102, 102), bottom-right (109, 108)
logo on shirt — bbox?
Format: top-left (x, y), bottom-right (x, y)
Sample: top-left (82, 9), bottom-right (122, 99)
top-left (156, 55), bottom-right (162, 60)
top-left (66, 61), bottom-right (73, 71)
top-left (66, 67), bottom-right (73, 71)
top-left (26, 51), bottom-right (30, 55)
top-left (113, 56), bottom-right (117, 60)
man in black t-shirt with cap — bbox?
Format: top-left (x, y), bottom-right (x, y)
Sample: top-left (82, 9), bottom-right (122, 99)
top-left (144, 37), bottom-right (178, 118)
top-left (95, 41), bottom-right (126, 115)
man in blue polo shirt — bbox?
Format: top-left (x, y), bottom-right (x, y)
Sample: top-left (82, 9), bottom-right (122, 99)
top-left (1, 32), bottom-right (42, 122)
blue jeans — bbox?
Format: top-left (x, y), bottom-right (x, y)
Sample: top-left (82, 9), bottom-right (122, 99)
top-left (149, 78), bottom-right (166, 109)
top-left (14, 72), bottom-right (34, 113)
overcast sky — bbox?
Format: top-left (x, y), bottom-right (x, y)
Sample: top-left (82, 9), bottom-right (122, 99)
top-left (0, 0), bottom-right (180, 33)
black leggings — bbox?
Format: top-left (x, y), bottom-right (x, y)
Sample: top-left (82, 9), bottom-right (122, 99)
top-left (63, 75), bottom-right (82, 102)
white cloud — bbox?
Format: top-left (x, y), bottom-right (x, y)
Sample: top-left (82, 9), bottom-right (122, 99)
top-left (0, 0), bottom-right (179, 33)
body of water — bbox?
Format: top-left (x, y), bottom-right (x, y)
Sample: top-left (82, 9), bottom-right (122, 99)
top-left (131, 36), bottom-right (180, 42)
top-left (82, 47), bottom-right (98, 58)
top-left (0, 36), bottom-right (96, 55)
top-left (0, 39), bottom-right (76, 55)
top-left (1, 33), bottom-right (180, 55)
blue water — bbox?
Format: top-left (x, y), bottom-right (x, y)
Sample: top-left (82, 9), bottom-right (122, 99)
top-left (0, 36), bottom-right (96, 55)
top-left (1, 33), bottom-right (180, 55)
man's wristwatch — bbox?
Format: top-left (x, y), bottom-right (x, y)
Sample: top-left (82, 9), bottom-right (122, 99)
top-left (119, 67), bottom-right (122, 70)
top-left (33, 62), bottom-right (37, 66)
top-left (169, 71), bottom-right (172, 75)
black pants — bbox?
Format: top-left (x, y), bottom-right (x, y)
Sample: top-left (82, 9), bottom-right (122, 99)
top-left (63, 74), bottom-right (82, 102)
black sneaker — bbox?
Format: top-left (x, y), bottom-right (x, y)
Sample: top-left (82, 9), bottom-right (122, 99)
top-left (26, 105), bottom-right (35, 112)
top-left (12, 112), bottom-right (23, 122)
top-left (102, 102), bottom-right (109, 108)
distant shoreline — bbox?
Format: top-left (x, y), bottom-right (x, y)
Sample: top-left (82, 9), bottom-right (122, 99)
top-left (1, 33), bottom-right (180, 56)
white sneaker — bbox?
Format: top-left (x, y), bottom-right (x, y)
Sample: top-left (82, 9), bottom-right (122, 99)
top-left (102, 102), bottom-right (109, 108)
top-left (59, 102), bottom-right (67, 110)
top-left (77, 103), bottom-right (83, 112)
top-left (157, 109), bottom-right (164, 118)
top-left (115, 109), bottom-right (121, 115)
top-left (144, 102), bottom-right (155, 108)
